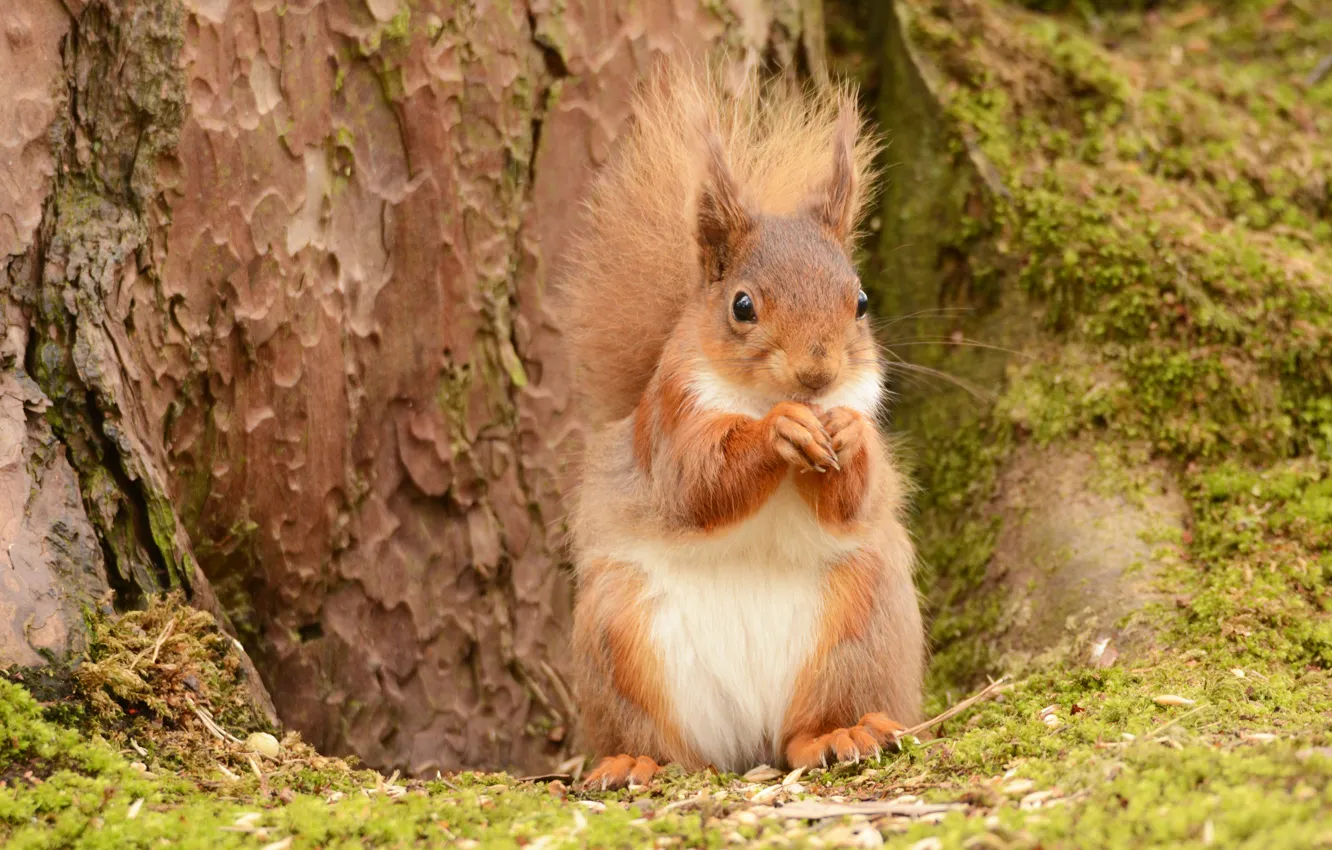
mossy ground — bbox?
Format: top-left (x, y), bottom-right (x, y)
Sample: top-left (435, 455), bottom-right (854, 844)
top-left (5, 1), bottom-right (1332, 847)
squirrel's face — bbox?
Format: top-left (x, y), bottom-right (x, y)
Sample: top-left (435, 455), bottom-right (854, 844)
top-left (691, 119), bottom-right (878, 407)
top-left (699, 216), bottom-right (877, 405)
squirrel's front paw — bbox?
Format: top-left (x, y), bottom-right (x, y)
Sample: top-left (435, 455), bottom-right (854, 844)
top-left (786, 713), bottom-right (905, 769)
top-left (766, 402), bottom-right (838, 473)
top-left (819, 407), bottom-right (869, 466)
top-left (580, 755), bottom-right (661, 791)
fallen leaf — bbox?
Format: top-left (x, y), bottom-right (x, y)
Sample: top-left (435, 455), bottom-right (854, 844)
top-left (743, 765), bottom-right (783, 782)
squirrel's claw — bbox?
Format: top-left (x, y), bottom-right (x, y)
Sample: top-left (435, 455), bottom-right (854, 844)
top-left (786, 716), bottom-right (904, 771)
top-left (581, 755), bottom-right (661, 792)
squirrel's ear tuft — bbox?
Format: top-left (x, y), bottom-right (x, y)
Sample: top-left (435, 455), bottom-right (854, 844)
top-left (805, 102), bottom-right (858, 245)
top-left (696, 133), bottom-right (753, 283)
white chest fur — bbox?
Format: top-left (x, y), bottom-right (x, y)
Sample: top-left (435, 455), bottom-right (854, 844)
top-left (607, 479), bottom-right (860, 772)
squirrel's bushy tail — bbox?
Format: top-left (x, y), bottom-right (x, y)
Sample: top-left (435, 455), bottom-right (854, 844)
top-left (560, 56), bottom-right (879, 425)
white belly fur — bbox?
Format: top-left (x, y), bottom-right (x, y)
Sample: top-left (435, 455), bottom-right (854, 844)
top-left (598, 476), bottom-right (862, 772)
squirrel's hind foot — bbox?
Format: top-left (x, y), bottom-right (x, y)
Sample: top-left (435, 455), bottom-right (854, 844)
top-left (581, 754), bottom-right (661, 791)
top-left (786, 713), bottom-right (905, 769)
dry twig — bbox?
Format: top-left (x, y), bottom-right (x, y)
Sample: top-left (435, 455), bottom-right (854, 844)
top-left (894, 676), bottom-right (1011, 742)
top-left (185, 695), bottom-right (243, 745)
top-left (129, 617), bottom-right (177, 671)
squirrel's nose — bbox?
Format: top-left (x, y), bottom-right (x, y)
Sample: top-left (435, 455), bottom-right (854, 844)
top-left (796, 367), bottom-right (835, 392)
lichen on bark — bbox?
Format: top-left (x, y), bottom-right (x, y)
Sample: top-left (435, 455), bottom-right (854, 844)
top-left (25, 0), bottom-right (192, 600)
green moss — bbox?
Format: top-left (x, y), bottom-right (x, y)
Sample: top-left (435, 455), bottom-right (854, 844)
top-left (875, 0), bottom-right (1332, 679)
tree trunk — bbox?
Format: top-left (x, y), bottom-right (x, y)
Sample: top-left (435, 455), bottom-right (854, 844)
top-left (1, 0), bottom-right (825, 776)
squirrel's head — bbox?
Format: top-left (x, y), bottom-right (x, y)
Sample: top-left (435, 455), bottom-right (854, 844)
top-left (691, 111), bottom-right (878, 409)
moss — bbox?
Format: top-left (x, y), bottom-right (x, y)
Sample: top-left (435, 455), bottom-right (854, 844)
top-left (870, 0), bottom-right (1332, 685)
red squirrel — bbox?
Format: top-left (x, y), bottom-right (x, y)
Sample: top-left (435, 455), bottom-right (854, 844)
top-left (560, 58), bottom-right (924, 790)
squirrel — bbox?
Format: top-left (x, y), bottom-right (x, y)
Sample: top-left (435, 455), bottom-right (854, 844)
top-left (559, 56), bottom-right (925, 790)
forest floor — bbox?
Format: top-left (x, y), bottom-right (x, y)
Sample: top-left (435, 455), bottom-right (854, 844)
top-left (2, 594), bottom-right (1331, 849)
top-left (5, 0), bottom-right (1332, 848)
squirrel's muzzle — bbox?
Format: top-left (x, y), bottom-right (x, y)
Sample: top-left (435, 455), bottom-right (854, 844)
top-left (796, 367), bottom-right (836, 392)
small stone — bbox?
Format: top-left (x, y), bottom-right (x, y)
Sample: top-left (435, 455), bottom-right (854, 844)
top-left (278, 788), bottom-right (296, 804)
top-left (547, 780), bottom-right (568, 798)
top-left (130, 761), bottom-right (148, 773)
top-left (246, 732), bottom-right (281, 759)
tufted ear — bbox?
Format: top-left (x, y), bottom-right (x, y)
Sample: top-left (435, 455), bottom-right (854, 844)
top-left (696, 133), bottom-right (754, 284)
top-left (803, 104), bottom-right (858, 245)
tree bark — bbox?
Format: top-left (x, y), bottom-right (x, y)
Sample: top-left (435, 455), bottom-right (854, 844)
top-left (2, 0), bottom-right (825, 776)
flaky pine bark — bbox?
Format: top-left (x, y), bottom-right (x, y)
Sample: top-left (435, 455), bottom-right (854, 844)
top-left (2, 0), bottom-right (827, 775)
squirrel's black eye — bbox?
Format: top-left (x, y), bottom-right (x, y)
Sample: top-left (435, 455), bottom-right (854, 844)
top-left (856, 289), bottom-right (869, 319)
top-left (732, 291), bottom-right (757, 323)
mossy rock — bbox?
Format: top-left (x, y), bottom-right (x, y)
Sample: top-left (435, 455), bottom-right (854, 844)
top-left (980, 443), bottom-right (1187, 672)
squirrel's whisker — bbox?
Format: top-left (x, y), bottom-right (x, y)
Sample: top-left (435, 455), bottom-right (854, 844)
top-left (881, 339), bottom-right (1030, 358)
top-left (870, 307), bottom-right (975, 331)
top-left (881, 361), bottom-right (994, 401)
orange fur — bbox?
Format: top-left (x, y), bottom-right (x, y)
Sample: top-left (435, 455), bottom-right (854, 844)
top-left (559, 56), bottom-right (880, 425)
top-left (583, 754), bottom-right (660, 791)
top-left (794, 406), bottom-right (884, 528)
top-left (796, 422), bottom-right (873, 529)
top-left (571, 559), bottom-right (701, 771)
top-left (565, 54), bottom-right (922, 779)
top-left (782, 552), bottom-right (877, 740)
top-left (781, 549), bottom-right (921, 769)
